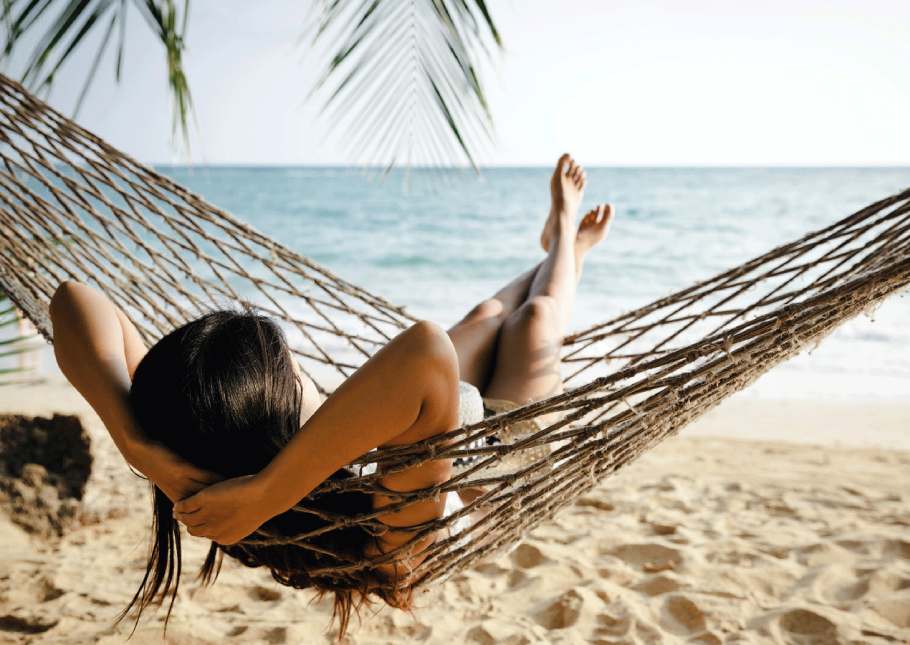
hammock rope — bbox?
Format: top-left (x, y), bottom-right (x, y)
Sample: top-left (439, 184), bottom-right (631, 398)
top-left (1, 73), bottom-right (909, 589)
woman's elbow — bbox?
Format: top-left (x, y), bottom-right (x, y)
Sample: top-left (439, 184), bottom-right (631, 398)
top-left (49, 280), bottom-right (81, 323)
top-left (402, 321), bottom-right (460, 426)
top-left (404, 320), bottom-right (459, 380)
top-left (49, 280), bottom-right (96, 334)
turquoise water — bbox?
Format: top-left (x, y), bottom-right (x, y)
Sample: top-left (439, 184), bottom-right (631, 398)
top-left (7, 166), bottom-right (910, 399)
top-left (152, 165), bottom-right (910, 400)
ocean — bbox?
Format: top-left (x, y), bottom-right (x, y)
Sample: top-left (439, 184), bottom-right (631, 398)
top-left (9, 166), bottom-right (910, 400)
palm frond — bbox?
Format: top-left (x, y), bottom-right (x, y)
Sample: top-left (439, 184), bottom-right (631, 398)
top-left (0, 291), bottom-right (44, 386)
top-left (310, 0), bottom-right (502, 171)
top-left (0, 0), bottom-right (192, 145)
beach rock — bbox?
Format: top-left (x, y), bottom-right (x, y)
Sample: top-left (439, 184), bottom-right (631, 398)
top-left (0, 414), bottom-right (92, 537)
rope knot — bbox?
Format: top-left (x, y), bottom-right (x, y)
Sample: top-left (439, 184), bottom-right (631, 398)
top-left (722, 335), bottom-right (736, 361)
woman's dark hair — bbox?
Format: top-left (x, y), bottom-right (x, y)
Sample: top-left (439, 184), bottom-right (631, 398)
top-left (122, 310), bottom-right (409, 638)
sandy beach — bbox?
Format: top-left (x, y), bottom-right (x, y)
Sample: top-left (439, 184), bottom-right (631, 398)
top-left (0, 381), bottom-right (908, 644)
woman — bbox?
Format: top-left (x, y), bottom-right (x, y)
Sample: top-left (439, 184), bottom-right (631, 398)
top-left (49, 154), bottom-right (613, 636)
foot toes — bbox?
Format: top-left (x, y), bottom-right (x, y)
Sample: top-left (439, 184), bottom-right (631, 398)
top-left (580, 204), bottom-right (611, 229)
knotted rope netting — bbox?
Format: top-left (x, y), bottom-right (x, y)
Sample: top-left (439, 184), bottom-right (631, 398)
top-left (1, 74), bottom-right (909, 592)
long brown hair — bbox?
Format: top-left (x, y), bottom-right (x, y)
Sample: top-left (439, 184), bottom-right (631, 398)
top-left (123, 310), bottom-right (410, 637)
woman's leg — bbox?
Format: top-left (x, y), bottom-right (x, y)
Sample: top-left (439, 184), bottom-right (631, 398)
top-left (447, 153), bottom-right (589, 390)
top-left (447, 263), bottom-right (541, 390)
top-left (484, 156), bottom-right (612, 405)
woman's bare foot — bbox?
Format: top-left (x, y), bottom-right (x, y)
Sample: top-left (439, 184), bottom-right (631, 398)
top-left (575, 203), bottom-right (613, 279)
top-left (541, 153), bottom-right (586, 252)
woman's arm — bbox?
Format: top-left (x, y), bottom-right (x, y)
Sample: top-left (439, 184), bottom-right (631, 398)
top-left (174, 320), bottom-right (460, 544)
top-left (50, 281), bottom-right (219, 501)
top-left (50, 281), bottom-right (147, 460)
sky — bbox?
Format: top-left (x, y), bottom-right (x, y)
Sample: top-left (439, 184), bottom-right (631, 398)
top-left (3, 0), bottom-right (909, 166)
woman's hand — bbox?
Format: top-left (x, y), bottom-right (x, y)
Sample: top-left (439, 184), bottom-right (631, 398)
top-left (127, 438), bottom-right (222, 504)
top-left (172, 474), bottom-right (274, 544)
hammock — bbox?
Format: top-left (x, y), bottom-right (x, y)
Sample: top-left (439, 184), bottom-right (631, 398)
top-left (1, 73), bottom-right (909, 592)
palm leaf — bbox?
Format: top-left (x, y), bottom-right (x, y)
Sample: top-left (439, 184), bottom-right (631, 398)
top-left (2, 1), bottom-right (502, 169)
top-left (310, 0), bottom-right (502, 171)
top-left (0, 0), bottom-right (192, 145)
top-left (0, 291), bottom-right (43, 386)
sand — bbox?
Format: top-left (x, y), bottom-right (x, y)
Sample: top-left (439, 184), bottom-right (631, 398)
top-left (0, 382), bottom-right (908, 644)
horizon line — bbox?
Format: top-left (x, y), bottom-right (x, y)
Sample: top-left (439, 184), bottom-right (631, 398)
top-left (149, 162), bottom-right (910, 169)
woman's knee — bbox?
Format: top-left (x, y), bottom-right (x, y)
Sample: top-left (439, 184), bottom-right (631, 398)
top-left (461, 298), bottom-right (504, 324)
top-left (503, 296), bottom-right (558, 333)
